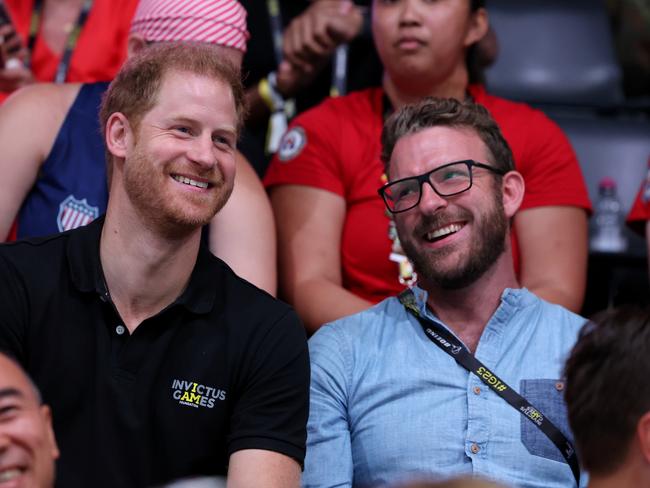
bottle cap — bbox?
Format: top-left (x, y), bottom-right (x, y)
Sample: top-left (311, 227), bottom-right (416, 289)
top-left (599, 177), bottom-right (616, 189)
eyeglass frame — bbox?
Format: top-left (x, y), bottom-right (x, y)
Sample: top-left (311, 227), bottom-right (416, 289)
top-left (377, 159), bottom-right (508, 214)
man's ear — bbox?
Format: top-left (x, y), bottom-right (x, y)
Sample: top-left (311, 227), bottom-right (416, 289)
top-left (637, 411), bottom-right (650, 465)
top-left (40, 405), bottom-right (60, 460)
top-left (127, 34), bottom-right (147, 58)
top-left (501, 170), bottom-right (525, 219)
top-left (105, 112), bottom-right (132, 160)
top-left (464, 7), bottom-right (489, 48)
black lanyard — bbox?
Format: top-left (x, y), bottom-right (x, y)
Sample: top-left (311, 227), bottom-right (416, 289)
top-left (266, 0), bottom-right (284, 64)
top-left (398, 289), bottom-right (580, 485)
top-left (27, 0), bottom-right (93, 83)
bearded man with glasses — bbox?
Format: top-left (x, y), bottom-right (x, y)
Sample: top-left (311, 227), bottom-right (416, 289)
top-left (302, 97), bottom-right (588, 488)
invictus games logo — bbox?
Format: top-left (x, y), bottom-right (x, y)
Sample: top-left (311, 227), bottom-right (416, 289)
top-left (171, 379), bottom-right (226, 409)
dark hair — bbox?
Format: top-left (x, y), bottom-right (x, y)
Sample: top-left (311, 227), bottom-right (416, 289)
top-left (467, 0), bottom-right (489, 84)
top-left (381, 97), bottom-right (514, 175)
top-left (564, 305), bottom-right (650, 475)
top-left (99, 42), bottom-right (246, 183)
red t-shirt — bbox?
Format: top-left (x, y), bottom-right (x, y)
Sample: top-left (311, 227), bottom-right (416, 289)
top-left (626, 160), bottom-right (650, 235)
top-left (1, 0), bottom-right (138, 101)
top-left (265, 85), bottom-right (592, 303)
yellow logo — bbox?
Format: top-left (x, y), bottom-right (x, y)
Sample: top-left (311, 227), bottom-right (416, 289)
top-left (476, 366), bottom-right (508, 392)
top-left (171, 379), bottom-right (226, 409)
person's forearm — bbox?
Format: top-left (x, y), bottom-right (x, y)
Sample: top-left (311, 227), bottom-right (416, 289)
top-left (292, 279), bottom-right (373, 334)
top-left (227, 450), bottom-right (300, 488)
top-left (524, 283), bottom-right (585, 313)
top-left (515, 207), bottom-right (588, 314)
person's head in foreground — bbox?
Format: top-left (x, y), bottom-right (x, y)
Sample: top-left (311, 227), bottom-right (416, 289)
top-left (99, 41), bottom-right (246, 237)
top-left (379, 96), bottom-right (522, 291)
top-left (0, 352), bottom-right (59, 488)
top-left (564, 305), bottom-right (650, 487)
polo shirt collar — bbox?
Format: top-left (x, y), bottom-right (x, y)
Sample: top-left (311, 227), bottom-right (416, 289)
top-left (173, 243), bottom-right (218, 314)
top-left (67, 215), bottom-right (106, 295)
top-left (67, 216), bottom-right (218, 315)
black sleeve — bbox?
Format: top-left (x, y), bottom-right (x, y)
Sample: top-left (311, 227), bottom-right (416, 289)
top-left (227, 307), bottom-right (310, 465)
top-left (0, 250), bottom-right (28, 361)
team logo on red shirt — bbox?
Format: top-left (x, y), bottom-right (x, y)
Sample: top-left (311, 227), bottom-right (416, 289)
top-left (278, 127), bottom-right (306, 161)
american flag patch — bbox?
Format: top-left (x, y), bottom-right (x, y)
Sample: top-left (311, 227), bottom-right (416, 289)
top-left (57, 195), bottom-right (99, 232)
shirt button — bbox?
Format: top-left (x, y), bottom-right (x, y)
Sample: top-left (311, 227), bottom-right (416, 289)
top-left (115, 325), bottom-right (126, 336)
top-left (473, 386), bottom-right (481, 395)
top-left (470, 443), bottom-right (480, 454)
top-left (555, 381), bottom-right (565, 392)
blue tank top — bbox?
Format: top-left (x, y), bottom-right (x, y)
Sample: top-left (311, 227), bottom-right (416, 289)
top-left (17, 82), bottom-right (110, 239)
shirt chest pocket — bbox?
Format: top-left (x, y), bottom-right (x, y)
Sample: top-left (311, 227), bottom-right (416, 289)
top-left (519, 378), bottom-right (573, 463)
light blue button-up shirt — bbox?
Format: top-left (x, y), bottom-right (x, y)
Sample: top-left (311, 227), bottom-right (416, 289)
top-left (303, 287), bottom-right (588, 488)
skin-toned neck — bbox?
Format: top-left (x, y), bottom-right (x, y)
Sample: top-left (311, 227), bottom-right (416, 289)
top-left (383, 61), bottom-right (470, 111)
top-left (589, 467), bottom-right (649, 488)
top-left (422, 240), bottom-right (519, 353)
top-left (43, 0), bottom-right (86, 10)
top-left (589, 441), bottom-right (650, 488)
top-left (42, 0), bottom-right (88, 55)
top-left (100, 181), bottom-right (201, 334)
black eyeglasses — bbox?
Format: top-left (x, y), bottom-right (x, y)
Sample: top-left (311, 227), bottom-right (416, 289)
top-left (378, 159), bottom-right (506, 214)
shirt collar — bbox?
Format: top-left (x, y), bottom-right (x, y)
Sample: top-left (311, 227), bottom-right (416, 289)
top-left (67, 216), bottom-right (106, 295)
top-left (410, 284), bottom-right (532, 323)
top-left (67, 216), bottom-right (218, 314)
top-left (172, 243), bottom-right (218, 314)
top-left (410, 285), bottom-right (431, 317)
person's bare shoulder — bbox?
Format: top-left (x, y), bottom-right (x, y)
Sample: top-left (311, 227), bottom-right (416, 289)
top-left (1, 82), bottom-right (82, 157)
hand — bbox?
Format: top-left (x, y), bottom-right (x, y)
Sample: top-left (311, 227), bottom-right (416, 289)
top-left (282, 0), bottom-right (363, 75)
top-left (274, 59), bottom-right (313, 98)
top-left (0, 23), bottom-right (32, 93)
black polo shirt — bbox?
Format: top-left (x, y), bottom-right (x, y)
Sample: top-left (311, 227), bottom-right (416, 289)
top-left (0, 217), bottom-right (309, 487)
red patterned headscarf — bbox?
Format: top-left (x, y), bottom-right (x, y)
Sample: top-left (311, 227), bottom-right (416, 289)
top-left (130, 0), bottom-right (249, 52)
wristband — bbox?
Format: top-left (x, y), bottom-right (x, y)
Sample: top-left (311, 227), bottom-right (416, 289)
top-left (260, 71), bottom-right (289, 154)
top-left (258, 76), bottom-right (275, 111)
top-left (258, 71), bottom-right (285, 112)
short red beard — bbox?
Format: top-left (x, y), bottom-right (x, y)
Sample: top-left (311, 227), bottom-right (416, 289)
top-left (123, 144), bottom-right (232, 239)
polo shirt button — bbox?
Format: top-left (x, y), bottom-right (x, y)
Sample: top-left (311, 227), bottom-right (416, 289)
top-left (115, 325), bottom-right (126, 336)
top-left (473, 386), bottom-right (481, 395)
top-left (470, 443), bottom-right (480, 454)
top-left (555, 381), bottom-right (564, 391)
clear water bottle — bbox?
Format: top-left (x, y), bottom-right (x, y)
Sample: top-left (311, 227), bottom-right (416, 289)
top-left (590, 177), bottom-right (627, 253)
